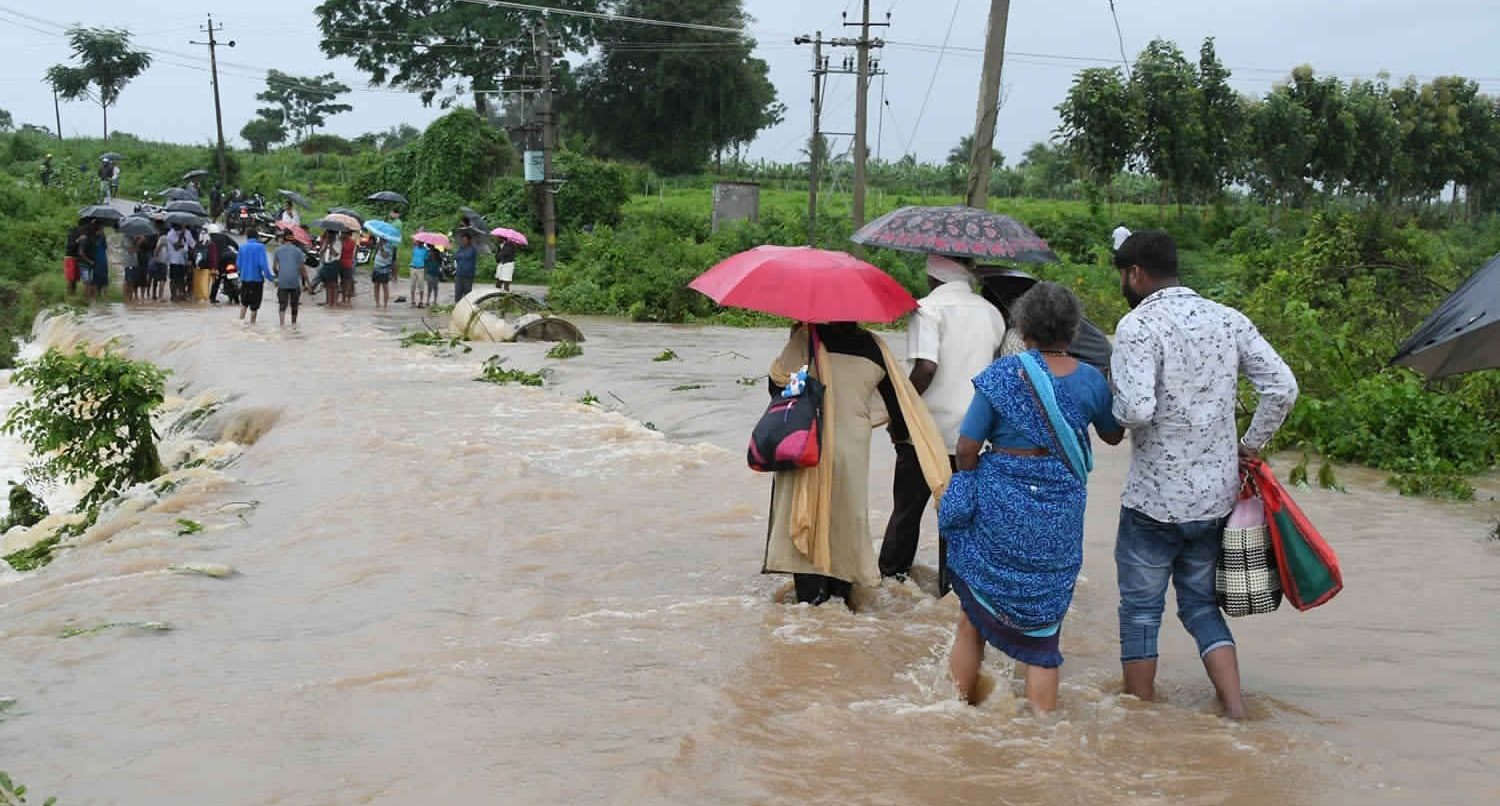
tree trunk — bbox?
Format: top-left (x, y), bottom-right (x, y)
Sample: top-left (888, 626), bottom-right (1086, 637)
top-left (102, 101), bottom-right (109, 141)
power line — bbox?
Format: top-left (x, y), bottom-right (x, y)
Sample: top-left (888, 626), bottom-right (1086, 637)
top-left (455, 0), bottom-right (747, 35)
top-left (1108, 0), bottom-right (1131, 79)
top-left (903, 0), bottom-right (961, 157)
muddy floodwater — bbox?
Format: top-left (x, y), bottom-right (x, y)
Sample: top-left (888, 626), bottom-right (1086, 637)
top-left (1, 304), bottom-right (1497, 805)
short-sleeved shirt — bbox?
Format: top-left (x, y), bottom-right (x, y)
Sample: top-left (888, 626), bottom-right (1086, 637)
top-left (410, 244), bottom-right (428, 269)
top-left (339, 238), bottom-right (356, 269)
top-left (273, 244), bottom-right (306, 289)
top-left (959, 361), bottom-right (1120, 450)
top-left (165, 229), bottom-right (196, 265)
top-left (908, 281), bottom-right (1009, 451)
top-left (237, 240), bottom-right (269, 283)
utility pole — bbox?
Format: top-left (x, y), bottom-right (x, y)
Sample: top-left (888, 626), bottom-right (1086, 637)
top-left (965, 0), bottom-right (1010, 209)
top-left (539, 23), bottom-right (558, 272)
top-left (52, 86), bottom-right (62, 140)
top-left (845, 2), bottom-right (889, 231)
top-left (191, 15), bottom-right (235, 191)
top-left (795, 33), bottom-right (826, 246)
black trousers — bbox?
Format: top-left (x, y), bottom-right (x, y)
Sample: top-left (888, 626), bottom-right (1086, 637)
top-left (792, 574), bottom-right (853, 606)
top-left (879, 443), bottom-right (957, 593)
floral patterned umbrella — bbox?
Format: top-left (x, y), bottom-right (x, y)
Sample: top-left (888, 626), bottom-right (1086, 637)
top-left (851, 205), bottom-right (1059, 264)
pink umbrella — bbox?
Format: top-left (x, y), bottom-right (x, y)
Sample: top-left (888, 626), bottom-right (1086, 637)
top-left (413, 231), bottom-right (451, 250)
top-left (689, 246), bottom-right (918, 323)
top-left (490, 227), bottom-right (529, 246)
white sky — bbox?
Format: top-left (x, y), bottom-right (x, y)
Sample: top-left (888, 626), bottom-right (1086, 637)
top-left (2, 1), bottom-right (1498, 166)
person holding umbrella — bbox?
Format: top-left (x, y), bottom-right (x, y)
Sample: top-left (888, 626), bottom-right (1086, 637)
top-left (690, 246), bottom-right (952, 607)
top-left (495, 235), bottom-right (517, 291)
top-left (278, 199), bottom-right (301, 227)
top-left (366, 220), bottom-right (400, 310)
top-left (75, 218), bottom-right (107, 303)
top-left (164, 222), bottom-right (197, 302)
top-left (878, 255), bottom-right (1010, 590)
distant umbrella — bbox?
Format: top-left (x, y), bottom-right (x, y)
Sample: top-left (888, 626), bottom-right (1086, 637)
top-left (181, 169), bottom-right (211, 181)
top-left (100, 152), bottom-right (124, 162)
top-left (364, 220), bottom-right (402, 243)
top-left (309, 218), bottom-right (351, 233)
top-left (328, 207), bottom-right (364, 224)
top-left (490, 227), bottom-right (529, 247)
top-left (118, 215), bottom-right (158, 238)
top-left (278, 189), bottom-right (313, 209)
top-left (323, 212), bottom-right (361, 231)
top-left (973, 266), bottom-right (1113, 373)
top-left (165, 211), bottom-right (206, 228)
top-left (78, 204), bottom-right (123, 222)
top-left (274, 220), bottom-right (313, 247)
top-left (413, 231), bottom-right (451, 250)
top-left (366, 190), bottom-right (408, 205)
top-left (165, 200), bottom-right (209, 216)
top-left (161, 187), bottom-right (198, 202)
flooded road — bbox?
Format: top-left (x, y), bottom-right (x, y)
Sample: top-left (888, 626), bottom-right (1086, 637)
top-left (1, 304), bottom-right (1497, 804)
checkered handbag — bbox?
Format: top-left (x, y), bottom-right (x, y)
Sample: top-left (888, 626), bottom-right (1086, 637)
top-left (1216, 491), bottom-right (1282, 617)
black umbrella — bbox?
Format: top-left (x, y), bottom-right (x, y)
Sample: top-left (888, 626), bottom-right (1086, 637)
top-left (974, 266), bottom-right (1113, 373)
top-left (182, 169), bottom-right (211, 181)
top-left (162, 187), bottom-right (198, 202)
top-left (119, 215), bottom-right (158, 238)
top-left (165, 200), bottom-right (209, 216)
top-left (366, 190), bottom-right (408, 205)
top-left (165, 211), bottom-right (207, 228)
top-left (78, 204), bottom-right (123, 222)
top-left (1392, 254), bottom-right (1500, 379)
top-left (279, 189), bottom-right (313, 209)
top-left (328, 206), bottom-right (365, 223)
top-left (100, 152), bottom-right (124, 162)
top-left (853, 205), bottom-right (1061, 264)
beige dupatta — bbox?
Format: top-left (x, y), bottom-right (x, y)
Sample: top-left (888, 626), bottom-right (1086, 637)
top-left (769, 325), bottom-right (952, 574)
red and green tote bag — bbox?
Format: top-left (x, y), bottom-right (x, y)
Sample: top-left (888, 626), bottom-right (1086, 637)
top-left (1250, 459), bottom-right (1343, 611)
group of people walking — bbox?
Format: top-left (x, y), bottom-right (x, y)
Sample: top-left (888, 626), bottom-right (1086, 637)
top-left (762, 230), bottom-right (1299, 718)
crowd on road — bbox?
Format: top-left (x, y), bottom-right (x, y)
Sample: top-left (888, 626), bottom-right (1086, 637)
top-left (757, 230), bottom-right (1299, 718)
top-left (60, 161), bottom-right (529, 329)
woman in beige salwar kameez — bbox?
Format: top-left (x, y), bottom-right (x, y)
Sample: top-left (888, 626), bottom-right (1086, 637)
top-left (764, 322), bottom-right (951, 606)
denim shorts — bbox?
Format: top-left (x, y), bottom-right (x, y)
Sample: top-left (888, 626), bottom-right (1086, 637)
top-left (1116, 507), bottom-right (1235, 663)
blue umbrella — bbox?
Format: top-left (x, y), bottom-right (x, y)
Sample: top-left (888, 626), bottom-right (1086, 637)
top-left (364, 220), bottom-right (401, 243)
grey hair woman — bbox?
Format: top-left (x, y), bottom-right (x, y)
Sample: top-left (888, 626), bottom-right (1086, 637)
top-left (940, 281), bottom-right (1125, 713)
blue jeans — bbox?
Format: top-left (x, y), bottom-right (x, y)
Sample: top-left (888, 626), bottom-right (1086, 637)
top-left (1116, 507), bottom-right (1234, 663)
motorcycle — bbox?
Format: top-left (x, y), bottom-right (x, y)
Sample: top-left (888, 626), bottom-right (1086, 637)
top-left (228, 193), bottom-right (275, 235)
top-left (133, 192), bottom-right (166, 218)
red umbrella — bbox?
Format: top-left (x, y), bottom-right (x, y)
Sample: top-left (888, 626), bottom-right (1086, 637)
top-left (274, 220), bottom-right (312, 247)
top-left (689, 246), bottom-right (918, 323)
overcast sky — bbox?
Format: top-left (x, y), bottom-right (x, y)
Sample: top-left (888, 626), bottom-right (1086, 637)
top-left (2, 1), bottom-right (1498, 167)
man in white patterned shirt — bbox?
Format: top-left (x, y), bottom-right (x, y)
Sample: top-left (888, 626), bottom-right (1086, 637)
top-left (1110, 231), bottom-right (1298, 719)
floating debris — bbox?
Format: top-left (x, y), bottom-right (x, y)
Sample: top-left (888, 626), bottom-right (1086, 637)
top-left (168, 563), bottom-right (234, 579)
top-left (59, 621), bottom-right (173, 639)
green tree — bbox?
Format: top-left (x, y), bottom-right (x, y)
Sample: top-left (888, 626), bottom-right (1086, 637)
top-left (1248, 84), bottom-right (1314, 207)
top-left (1130, 39), bottom-right (1202, 211)
top-left (1458, 94), bottom-right (1500, 216)
top-left (256, 71), bottom-right (353, 142)
top-left (0, 108), bottom-right (12, 131)
top-left (1287, 66), bottom-right (1357, 195)
top-left (1194, 39), bottom-right (1248, 202)
top-left (1344, 77), bottom-right (1401, 202)
top-left (2, 347), bottom-right (167, 509)
top-left (44, 26), bottom-right (153, 140)
top-left (947, 134), bottom-right (1003, 169)
top-left (1017, 142), bottom-right (1073, 199)
top-left (574, 0), bottom-right (783, 174)
top-left (314, 0), bottom-right (604, 117)
top-left (1055, 67), bottom-right (1136, 193)
top-left (239, 112), bottom-right (288, 154)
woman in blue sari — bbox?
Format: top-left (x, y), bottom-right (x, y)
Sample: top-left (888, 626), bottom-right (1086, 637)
top-left (941, 282), bottom-right (1124, 713)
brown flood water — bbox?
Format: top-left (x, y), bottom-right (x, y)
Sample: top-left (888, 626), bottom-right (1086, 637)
top-left (1, 303), bottom-right (1498, 805)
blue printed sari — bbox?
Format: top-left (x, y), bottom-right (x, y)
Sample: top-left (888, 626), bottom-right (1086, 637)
top-left (940, 353), bottom-right (1091, 666)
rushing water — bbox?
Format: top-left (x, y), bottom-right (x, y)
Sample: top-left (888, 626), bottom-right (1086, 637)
top-left (0, 303), bottom-right (1497, 805)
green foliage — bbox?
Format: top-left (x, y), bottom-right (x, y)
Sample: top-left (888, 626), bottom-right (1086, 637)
top-left (0, 769), bottom-right (58, 805)
top-left (256, 70), bottom-right (352, 142)
top-left (475, 357), bottom-right (546, 387)
top-left (0, 483), bottom-right (48, 534)
top-left (45, 26), bottom-right (152, 140)
top-left (574, 0), bottom-right (783, 174)
top-left (408, 108), bottom-right (512, 204)
top-left (1056, 67), bottom-right (1137, 187)
top-left (240, 114), bottom-right (288, 155)
top-left (315, 0), bottom-right (603, 115)
top-left (546, 341), bottom-right (583, 359)
top-left (400, 328), bottom-right (472, 354)
top-left (3, 348), bottom-right (168, 508)
top-left (175, 518), bottom-right (204, 536)
top-left (578, 391), bottom-right (600, 406)
top-left (3, 537), bottom-right (59, 572)
top-left (653, 349), bottom-right (679, 362)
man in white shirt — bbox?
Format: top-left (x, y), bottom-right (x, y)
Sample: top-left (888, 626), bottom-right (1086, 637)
top-left (1111, 223), bottom-right (1132, 252)
top-left (880, 255), bottom-right (1009, 591)
top-left (1111, 230), bottom-right (1298, 719)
